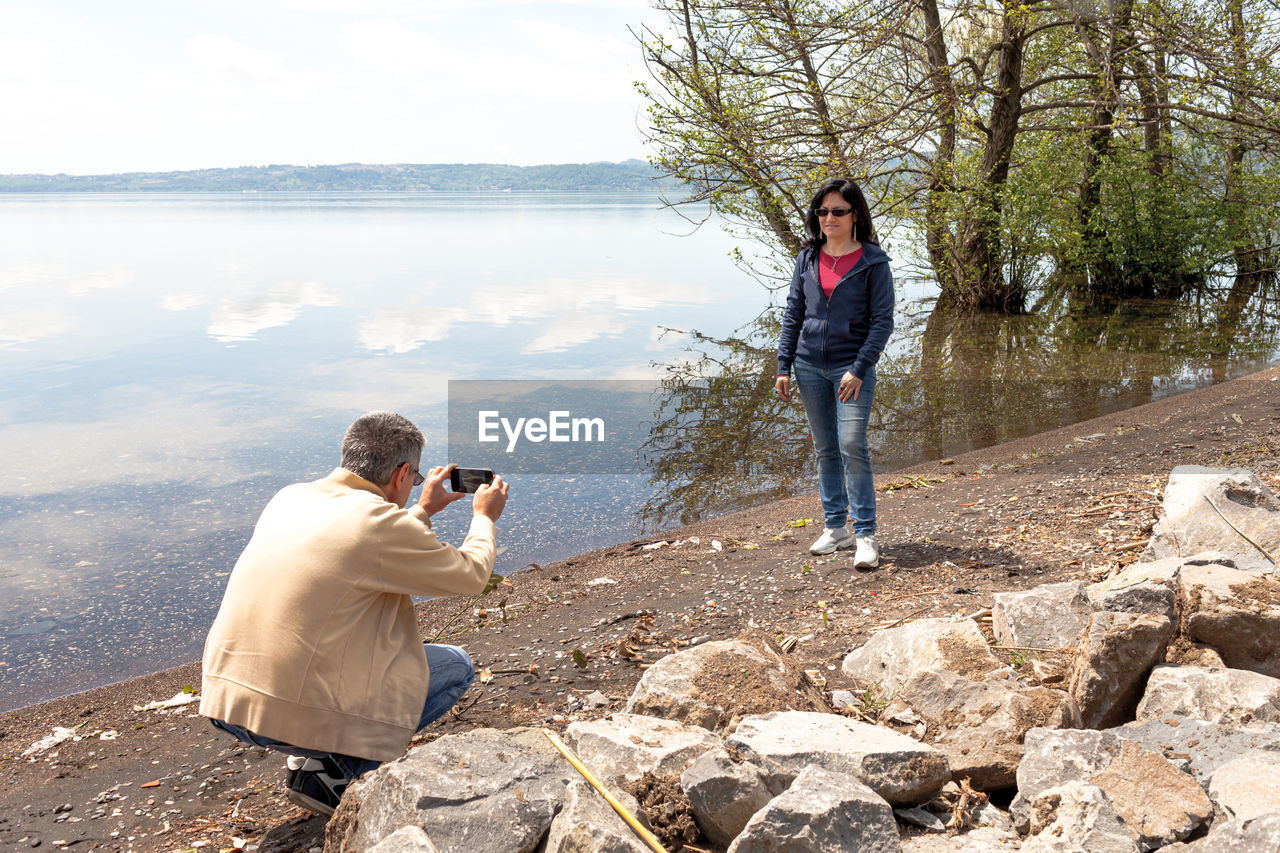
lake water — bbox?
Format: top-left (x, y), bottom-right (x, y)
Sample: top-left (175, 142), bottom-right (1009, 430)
top-left (1, 192), bottom-right (1276, 712)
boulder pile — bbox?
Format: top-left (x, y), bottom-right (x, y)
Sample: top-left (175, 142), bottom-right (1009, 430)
top-left (324, 466), bottom-right (1280, 852)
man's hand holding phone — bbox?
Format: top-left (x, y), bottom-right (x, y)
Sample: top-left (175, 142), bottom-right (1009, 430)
top-left (418, 464), bottom-right (468, 517)
top-left (472, 475), bottom-right (507, 522)
top-left (418, 465), bottom-right (507, 522)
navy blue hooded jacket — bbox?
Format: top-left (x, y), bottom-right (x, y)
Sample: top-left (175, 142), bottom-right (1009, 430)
top-left (776, 240), bottom-right (895, 379)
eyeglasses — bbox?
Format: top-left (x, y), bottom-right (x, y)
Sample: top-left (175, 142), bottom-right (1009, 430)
top-left (816, 207), bottom-right (853, 218)
top-left (404, 463), bottom-right (425, 487)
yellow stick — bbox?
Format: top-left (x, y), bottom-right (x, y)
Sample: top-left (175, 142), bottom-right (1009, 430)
top-left (542, 728), bottom-right (669, 853)
top-left (1205, 495), bottom-right (1278, 563)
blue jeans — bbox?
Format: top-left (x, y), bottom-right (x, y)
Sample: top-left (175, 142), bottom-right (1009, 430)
top-left (209, 643), bottom-right (475, 781)
top-left (793, 358), bottom-right (877, 535)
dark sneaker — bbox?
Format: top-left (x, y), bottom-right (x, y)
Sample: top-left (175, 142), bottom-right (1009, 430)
top-left (284, 756), bottom-right (348, 816)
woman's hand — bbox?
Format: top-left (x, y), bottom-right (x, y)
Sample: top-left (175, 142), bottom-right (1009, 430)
top-left (775, 375), bottom-right (791, 402)
top-left (838, 371), bottom-right (862, 402)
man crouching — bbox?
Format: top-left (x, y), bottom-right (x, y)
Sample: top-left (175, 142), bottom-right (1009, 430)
top-left (200, 410), bottom-right (508, 815)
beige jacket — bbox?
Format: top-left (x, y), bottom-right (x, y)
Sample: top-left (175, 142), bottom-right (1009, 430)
top-left (200, 468), bottom-right (496, 761)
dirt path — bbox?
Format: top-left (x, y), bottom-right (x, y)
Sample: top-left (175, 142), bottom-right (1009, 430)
top-left (2, 366), bottom-right (1277, 852)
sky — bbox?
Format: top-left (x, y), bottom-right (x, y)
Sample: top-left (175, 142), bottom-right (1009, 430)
top-left (1, 0), bottom-right (661, 175)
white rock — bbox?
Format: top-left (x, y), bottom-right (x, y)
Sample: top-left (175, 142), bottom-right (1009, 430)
top-left (726, 710), bottom-right (950, 805)
top-left (841, 617), bottom-right (1006, 695)
top-left (327, 728), bottom-right (575, 853)
top-left (1110, 714), bottom-right (1280, 788)
top-left (365, 826), bottom-right (440, 853)
top-left (1021, 781), bottom-right (1138, 853)
top-left (725, 765), bottom-right (898, 853)
top-left (1086, 553), bottom-right (1186, 619)
top-left (543, 779), bottom-right (649, 853)
top-left (891, 668), bottom-right (1078, 789)
top-left (679, 749), bottom-right (773, 848)
top-left (1209, 754), bottom-right (1280, 822)
top-left (1068, 611), bottom-right (1172, 729)
top-left (895, 806), bottom-right (946, 831)
top-left (1013, 727), bottom-right (1123, 830)
top-left (563, 713), bottom-right (721, 784)
top-left (625, 632), bottom-right (828, 732)
top-left (972, 802), bottom-right (1014, 831)
top-left (1136, 664), bottom-right (1280, 726)
top-left (1160, 813), bottom-right (1280, 851)
top-left (1177, 564), bottom-right (1280, 677)
top-left (830, 689), bottom-right (859, 710)
top-left (899, 825), bottom-right (1022, 851)
top-left (1144, 466), bottom-right (1280, 564)
top-left (1011, 727), bottom-right (1214, 847)
top-left (992, 581), bottom-right (1092, 649)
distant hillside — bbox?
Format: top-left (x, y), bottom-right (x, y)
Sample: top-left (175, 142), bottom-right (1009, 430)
top-left (0, 161), bottom-right (671, 192)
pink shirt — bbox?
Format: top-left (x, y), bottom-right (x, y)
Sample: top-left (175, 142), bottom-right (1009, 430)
top-left (819, 247), bottom-right (862, 297)
top-left (777, 247), bottom-right (866, 377)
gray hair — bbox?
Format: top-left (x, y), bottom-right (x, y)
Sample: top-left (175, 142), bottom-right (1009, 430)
top-left (341, 411), bottom-right (424, 486)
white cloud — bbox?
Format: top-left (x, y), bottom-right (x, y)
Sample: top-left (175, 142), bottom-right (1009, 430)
top-left (0, 306), bottom-right (75, 348)
top-left (512, 19), bottom-right (629, 67)
top-left (0, 391), bottom-right (281, 496)
top-left (206, 281), bottom-right (340, 342)
top-left (188, 35), bottom-right (291, 86)
top-left (524, 312), bottom-right (627, 353)
top-left (69, 269), bottom-right (135, 296)
top-left (289, 0), bottom-right (647, 11)
top-left (355, 274), bottom-right (711, 355)
top-left (357, 305), bottom-right (460, 354)
top-left (645, 322), bottom-right (680, 352)
top-left (299, 358), bottom-right (452, 410)
top-left (601, 360), bottom-right (669, 379)
top-left (162, 293), bottom-right (208, 312)
top-left (341, 19), bottom-right (450, 75)
top-left (284, 0), bottom-right (427, 12)
top-left (0, 262), bottom-right (134, 346)
top-left (0, 0), bottom-right (658, 179)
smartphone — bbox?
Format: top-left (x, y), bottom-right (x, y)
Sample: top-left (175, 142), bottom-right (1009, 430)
top-left (449, 467), bottom-right (495, 494)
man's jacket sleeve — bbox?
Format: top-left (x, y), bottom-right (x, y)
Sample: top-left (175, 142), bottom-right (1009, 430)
top-left (360, 505), bottom-right (497, 597)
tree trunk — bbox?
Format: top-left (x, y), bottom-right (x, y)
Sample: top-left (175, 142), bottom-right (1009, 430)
top-left (950, 1), bottom-right (1025, 313)
top-left (1074, 0), bottom-right (1135, 306)
top-left (919, 0), bottom-right (960, 303)
top-left (1222, 0), bottom-right (1276, 316)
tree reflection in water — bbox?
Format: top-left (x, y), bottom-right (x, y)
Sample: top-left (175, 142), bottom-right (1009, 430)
top-left (638, 293), bottom-right (1280, 530)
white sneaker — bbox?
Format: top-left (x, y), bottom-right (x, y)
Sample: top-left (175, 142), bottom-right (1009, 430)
top-left (853, 536), bottom-right (880, 569)
top-left (809, 526), bottom-right (854, 555)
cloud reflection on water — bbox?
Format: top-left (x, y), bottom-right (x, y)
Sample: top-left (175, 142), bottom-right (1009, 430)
top-left (204, 280), bottom-right (339, 342)
top-left (0, 264), bottom-right (137, 348)
top-left (357, 275), bottom-right (709, 355)
top-left (0, 389), bottom-right (287, 498)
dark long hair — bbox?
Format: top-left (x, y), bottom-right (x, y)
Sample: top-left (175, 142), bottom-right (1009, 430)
top-left (802, 178), bottom-right (877, 250)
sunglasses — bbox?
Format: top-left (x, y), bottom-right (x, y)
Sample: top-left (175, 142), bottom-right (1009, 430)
top-left (816, 207), bottom-right (853, 217)
top-left (404, 463), bottom-right (425, 487)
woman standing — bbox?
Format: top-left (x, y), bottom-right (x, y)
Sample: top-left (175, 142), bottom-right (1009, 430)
top-left (775, 178), bottom-right (894, 566)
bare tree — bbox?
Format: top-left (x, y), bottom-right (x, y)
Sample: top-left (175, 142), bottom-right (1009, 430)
top-left (636, 0), bottom-right (1280, 314)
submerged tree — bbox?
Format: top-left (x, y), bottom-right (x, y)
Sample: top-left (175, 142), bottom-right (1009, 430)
top-left (638, 316), bottom-right (813, 527)
top-left (637, 297), bottom-right (1279, 526)
top-left (636, 0), bottom-right (1280, 314)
